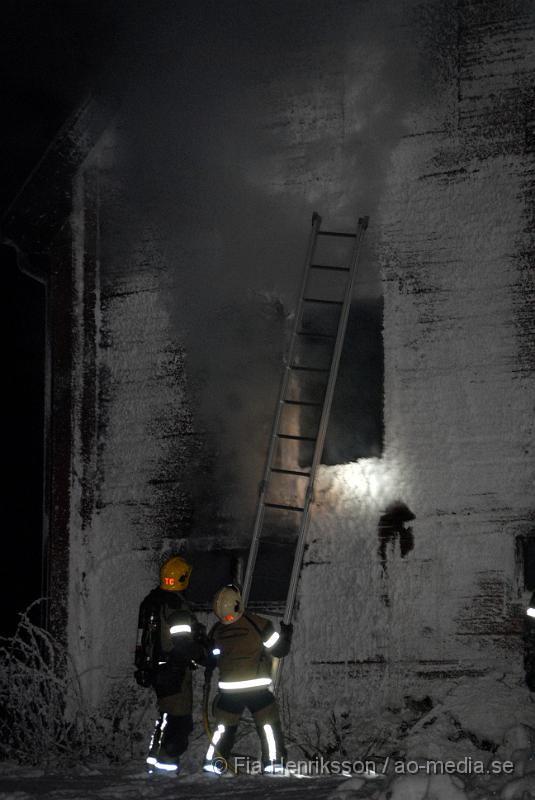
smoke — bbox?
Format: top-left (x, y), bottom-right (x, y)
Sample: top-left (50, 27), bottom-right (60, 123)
top-left (105, 0), bottom-right (440, 541)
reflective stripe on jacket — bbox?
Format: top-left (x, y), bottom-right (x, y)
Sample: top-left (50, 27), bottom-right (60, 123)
top-left (211, 613), bottom-right (277, 687)
top-left (135, 588), bottom-right (200, 670)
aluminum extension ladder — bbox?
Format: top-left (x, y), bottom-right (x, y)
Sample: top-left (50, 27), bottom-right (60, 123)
top-left (242, 212), bottom-right (369, 635)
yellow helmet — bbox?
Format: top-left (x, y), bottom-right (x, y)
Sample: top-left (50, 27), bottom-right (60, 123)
top-left (160, 556), bottom-right (192, 591)
top-left (213, 584), bottom-right (243, 624)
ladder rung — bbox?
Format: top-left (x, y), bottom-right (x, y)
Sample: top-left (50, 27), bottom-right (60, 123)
top-left (242, 211), bottom-right (369, 632)
top-left (271, 468), bottom-right (311, 477)
top-left (310, 264), bottom-right (350, 272)
top-left (290, 365), bottom-right (330, 372)
top-left (303, 297), bottom-right (344, 306)
top-left (276, 433), bottom-right (316, 442)
top-left (256, 538), bottom-right (298, 547)
top-left (297, 331), bottom-right (337, 339)
top-left (317, 231), bottom-right (356, 238)
top-left (282, 399), bottom-right (322, 407)
top-left (264, 502), bottom-right (305, 513)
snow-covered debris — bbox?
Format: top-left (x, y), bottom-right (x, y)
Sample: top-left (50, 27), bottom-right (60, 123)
top-left (377, 773), bottom-right (467, 800)
top-left (403, 674), bottom-right (534, 764)
top-left (500, 775), bottom-right (535, 800)
top-left (497, 725), bottom-right (535, 766)
top-left (329, 776), bottom-right (366, 798)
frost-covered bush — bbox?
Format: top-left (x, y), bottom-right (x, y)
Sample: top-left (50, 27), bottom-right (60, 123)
top-left (95, 676), bottom-right (155, 763)
top-left (0, 604), bottom-right (86, 765)
top-left (0, 603), bottom-right (151, 766)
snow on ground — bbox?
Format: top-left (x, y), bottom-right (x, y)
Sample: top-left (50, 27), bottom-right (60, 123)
top-left (1, 760), bottom-right (534, 800)
top-left (0, 762), bottom-right (346, 800)
top-left (1, 721), bottom-right (534, 800)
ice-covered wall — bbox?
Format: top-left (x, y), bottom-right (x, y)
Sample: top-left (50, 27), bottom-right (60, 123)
top-left (282, 1), bottom-right (535, 749)
top-left (68, 142), bottom-right (201, 702)
top-left (64, 0), bottom-right (534, 744)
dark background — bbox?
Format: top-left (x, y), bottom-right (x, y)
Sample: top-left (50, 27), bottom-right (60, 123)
top-left (1, 1), bottom-right (120, 634)
top-left (1, 0), bottom-right (388, 632)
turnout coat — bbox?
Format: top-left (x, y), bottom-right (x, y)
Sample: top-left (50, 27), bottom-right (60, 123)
top-left (209, 612), bottom-right (291, 690)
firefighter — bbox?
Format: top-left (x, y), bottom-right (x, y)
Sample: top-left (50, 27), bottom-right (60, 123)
top-left (203, 584), bottom-right (293, 776)
top-left (135, 556), bottom-right (207, 774)
top-left (525, 590), bottom-right (535, 692)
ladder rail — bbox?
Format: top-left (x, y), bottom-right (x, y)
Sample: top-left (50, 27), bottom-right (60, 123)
top-left (242, 213), bottom-right (322, 604)
top-left (274, 215), bottom-right (368, 690)
top-left (241, 211), bottom-right (369, 691)
top-left (282, 217), bottom-right (368, 623)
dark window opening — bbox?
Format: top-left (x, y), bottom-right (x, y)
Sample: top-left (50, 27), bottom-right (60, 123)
top-left (184, 550), bottom-right (246, 608)
top-left (516, 534), bottom-right (535, 592)
top-left (193, 295), bottom-right (384, 607)
top-left (293, 296), bottom-right (384, 468)
top-left (242, 297), bottom-right (384, 607)
top-left (323, 297), bottom-right (384, 464)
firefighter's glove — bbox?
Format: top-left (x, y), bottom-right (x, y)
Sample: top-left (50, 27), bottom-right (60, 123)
top-left (280, 622), bottom-right (294, 642)
top-left (134, 669), bottom-right (153, 688)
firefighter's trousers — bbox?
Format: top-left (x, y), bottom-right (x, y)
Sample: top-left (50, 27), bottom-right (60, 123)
top-left (147, 666), bottom-right (193, 769)
top-left (204, 688), bottom-right (286, 770)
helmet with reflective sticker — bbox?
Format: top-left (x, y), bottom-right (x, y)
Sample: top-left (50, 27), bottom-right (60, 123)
top-left (213, 584), bottom-right (243, 624)
top-left (160, 556), bottom-right (192, 591)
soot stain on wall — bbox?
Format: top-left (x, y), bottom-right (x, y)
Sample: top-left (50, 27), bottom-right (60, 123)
top-left (378, 501), bottom-right (416, 576)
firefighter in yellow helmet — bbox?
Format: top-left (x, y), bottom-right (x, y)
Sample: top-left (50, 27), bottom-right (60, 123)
top-left (135, 556), bottom-right (208, 774)
top-left (203, 584), bottom-right (293, 775)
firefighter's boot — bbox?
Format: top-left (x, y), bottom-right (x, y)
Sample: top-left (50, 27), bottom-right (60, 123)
top-left (147, 712), bottom-right (192, 775)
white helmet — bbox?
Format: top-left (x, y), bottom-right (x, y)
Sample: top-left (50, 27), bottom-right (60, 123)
top-left (213, 584), bottom-right (243, 624)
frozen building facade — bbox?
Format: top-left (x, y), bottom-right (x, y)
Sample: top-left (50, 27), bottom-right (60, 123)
top-left (4, 0), bottom-right (534, 753)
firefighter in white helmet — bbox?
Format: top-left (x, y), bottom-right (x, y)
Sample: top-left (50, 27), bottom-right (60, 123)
top-left (135, 556), bottom-right (208, 774)
top-left (203, 584), bottom-right (293, 775)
